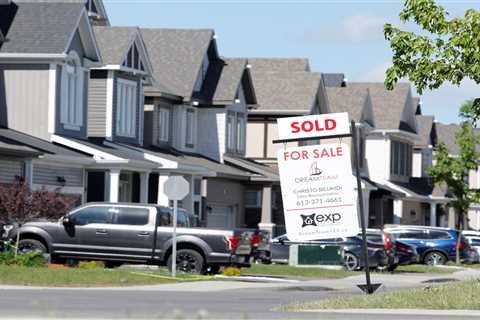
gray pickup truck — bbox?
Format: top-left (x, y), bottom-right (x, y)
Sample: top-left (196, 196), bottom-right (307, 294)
top-left (14, 203), bottom-right (253, 273)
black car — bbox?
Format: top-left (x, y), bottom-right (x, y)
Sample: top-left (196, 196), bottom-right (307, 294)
top-left (269, 234), bottom-right (388, 271)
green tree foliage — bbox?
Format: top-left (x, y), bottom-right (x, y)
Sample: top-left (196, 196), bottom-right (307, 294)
top-left (428, 115), bottom-right (480, 229)
top-left (384, 0), bottom-right (480, 119)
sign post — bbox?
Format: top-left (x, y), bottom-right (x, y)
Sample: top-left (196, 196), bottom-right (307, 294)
top-left (163, 176), bottom-right (190, 277)
top-left (274, 113), bottom-right (381, 294)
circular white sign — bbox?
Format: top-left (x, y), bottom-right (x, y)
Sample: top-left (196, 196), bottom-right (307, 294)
top-left (163, 176), bottom-right (190, 200)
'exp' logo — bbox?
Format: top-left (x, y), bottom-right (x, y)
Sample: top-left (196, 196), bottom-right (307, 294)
top-left (300, 213), bottom-right (342, 227)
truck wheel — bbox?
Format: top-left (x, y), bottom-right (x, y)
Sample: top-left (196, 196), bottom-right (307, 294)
top-left (167, 249), bottom-right (205, 274)
top-left (18, 239), bottom-right (47, 255)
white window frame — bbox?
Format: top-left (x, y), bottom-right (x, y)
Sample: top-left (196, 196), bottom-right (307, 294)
top-left (185, 108), bottom-right (196, 148)
top-left (158, 107), bottom-right (170, 143)
top-left (60, 50), bottom-right (84, 131)
top-left (116, 78), bottom-right (137, 138)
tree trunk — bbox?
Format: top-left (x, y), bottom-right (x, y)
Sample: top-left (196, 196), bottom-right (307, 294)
top-left (456, 211), bottom-right (463, 265)
top-left (14, 230), bottom-right (19, 257)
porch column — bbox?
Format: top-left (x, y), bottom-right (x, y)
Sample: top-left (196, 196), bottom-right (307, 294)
top-left (157, 174), bottom-right (170, 206)
top-left (258, 184), bottom-right (275, 235)
top-left (393, 199), bottom-right (403, 224)
top-left (140, 172), bottom-right (150, 203)
top-left (430, 202), bottom-right (437, 227)
top-left (109, 169), bottom-right (120, 203)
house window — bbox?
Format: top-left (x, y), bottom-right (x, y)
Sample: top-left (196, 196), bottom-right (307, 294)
top-left (245, 190), bottom-right (261, 208)
top-left (390, 140), bottom-right (412, 176)
top-left (61, 50), bottom-right (84, 130)
top-left (158, 107), bottom-right (170, 143)
top-left (236, 114), bottom-right (245, 152)
top-left (226, 112), bottom-right (236, 152)
top-left (116, 78), bottom-right (137, 138)
top-left (185, 109), bottom-right (195, 148)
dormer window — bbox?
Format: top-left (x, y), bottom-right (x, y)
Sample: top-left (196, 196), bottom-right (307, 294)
top-left (60, 50), bottom-right (85, 131)
top-left (122, 43), bottom-right (145, 72)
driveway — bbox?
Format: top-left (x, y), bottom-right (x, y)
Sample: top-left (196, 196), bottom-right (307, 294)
top-left (0, 268), bottom-right (479, 319)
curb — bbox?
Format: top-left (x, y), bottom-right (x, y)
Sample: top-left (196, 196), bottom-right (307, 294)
top-left (303, 308), bottom-right (480, 316)
top-left (214, 275), bottom-right (300, 283)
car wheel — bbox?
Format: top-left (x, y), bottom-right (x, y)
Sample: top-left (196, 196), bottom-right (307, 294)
top-left (343, 252), bottom-right (360, 271)
top-left (387, 264), bottom-right (398, 272)
top-left (167, 249), bottom-right (205, 274)
top-left (423, 251), bottom-right (447, 266)
top-left (17, 239), bottom-right (47, 255)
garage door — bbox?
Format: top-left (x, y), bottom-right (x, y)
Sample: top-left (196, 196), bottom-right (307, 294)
top-left (207, 205), bottom-right (235, 229)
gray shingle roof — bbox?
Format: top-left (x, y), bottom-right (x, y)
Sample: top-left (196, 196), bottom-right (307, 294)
top-left (250, 71), bottom-right (322, 113)
top-left (141, 28), bottom-right (213, 99)
top-left (0, 1), bottom-right (85, 54)
top-left (323, 73), bottom-right (345, 87)
top-left (435, 122), bottom-right (461, 155)
top-left (247, 58), bottom-right (310, 72)
top-left (0, 128), bottom-right (88, 158)
top-left (412, 97), bottom-right (421, 114)
top-left (349, 82), bottom-right (413, 131)
top-left (325, 86), bottom-right (369, 123)
top-left (414, 115), bottom-right (434, 148)
top-left (93, 26), bottom-right (137, 65)
top-left (211, 58), bottom-right (247, 103)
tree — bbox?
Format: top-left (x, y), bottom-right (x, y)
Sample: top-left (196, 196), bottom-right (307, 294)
top-left (384, 0), bottom-right (480, 120)
top-left (428, 109), bottom-right (480, 262)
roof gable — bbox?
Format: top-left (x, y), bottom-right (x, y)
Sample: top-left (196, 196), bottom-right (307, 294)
top-left (0, 1), bottom-right (100, 61)
top-left (141, 28), bottom-right (214, 99)
top-left (414, 115), bottom-right (434, 148)
top-left (93, 26), bottom-right (153, 77)
top-left (86, 0), bottom-right (109, 26)
top-left (325, 86), bottom-right (374, 126)
top-left (349, 82), bottom-right (415, 132)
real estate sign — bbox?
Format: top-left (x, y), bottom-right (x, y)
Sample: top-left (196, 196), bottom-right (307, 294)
top-left (276, 113), bottom-right (360, 241)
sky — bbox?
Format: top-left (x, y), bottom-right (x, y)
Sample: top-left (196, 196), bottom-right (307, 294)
top-left (104, 0), bottom-right (480, 124)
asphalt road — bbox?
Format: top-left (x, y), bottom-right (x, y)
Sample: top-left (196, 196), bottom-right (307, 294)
top-left (0, 283), bottom-right (478, 320)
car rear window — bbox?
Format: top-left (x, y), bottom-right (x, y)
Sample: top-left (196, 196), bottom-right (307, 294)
top-left (113, 207), bottom-right (150, 226)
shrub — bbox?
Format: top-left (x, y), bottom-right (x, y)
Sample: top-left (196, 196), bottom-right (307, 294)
top-left (0, 182), bottom-right (79, 225)
top-left (222, 266), bottom-right (241, 277)
top-left (0, 252), bottom-right (47, 267)
top-left (78, 260), bottom-right (105, 269)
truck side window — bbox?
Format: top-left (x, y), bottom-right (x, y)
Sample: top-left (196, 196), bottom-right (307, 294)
top-left (70, 207), bottom-right (112, 225)
top-left (113, 207), bottom-right (149, 226)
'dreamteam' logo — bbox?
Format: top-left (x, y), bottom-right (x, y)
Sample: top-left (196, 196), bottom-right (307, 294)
top-left (301, 214), bottom-right (317, 227)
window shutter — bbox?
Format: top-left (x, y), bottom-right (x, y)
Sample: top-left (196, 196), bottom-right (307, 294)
top-left (60, 66), bottom-right (68, 124)
top-left (75, 69), bottom-right (86, 126)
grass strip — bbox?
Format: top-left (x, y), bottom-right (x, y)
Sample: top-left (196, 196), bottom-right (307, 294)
top-left (394, 264), bottom-right (458, 274)
top-left (243, 264), bottom-right (355, 279)
top-left (286, 280), bottom-right (480, 311)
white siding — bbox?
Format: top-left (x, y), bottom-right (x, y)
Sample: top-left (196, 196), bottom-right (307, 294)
top-left (246, 122), bottom-right (264, 158)
top-left (412, 151), bottom-right (422, 178)
top-left (365, 136), bottom-right (391, 182)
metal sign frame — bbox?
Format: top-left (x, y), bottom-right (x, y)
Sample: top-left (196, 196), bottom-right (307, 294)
top-left (274, 120), bottom-right (380, 294)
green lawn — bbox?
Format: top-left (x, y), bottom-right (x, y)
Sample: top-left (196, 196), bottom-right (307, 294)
top-left (394, 264), bottom-right (457, 274)
top-left (243, 264), bottom-right (355, 279)
top-left (0, 265), bottom-right (210, 287)
top-left (286, 280), bottom-right (480, 311)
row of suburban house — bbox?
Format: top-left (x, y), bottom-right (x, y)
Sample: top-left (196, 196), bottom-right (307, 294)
top-left (0, 0), bottom-right (477, 234)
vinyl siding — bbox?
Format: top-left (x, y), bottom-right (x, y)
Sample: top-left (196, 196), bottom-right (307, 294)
top-left (197, 108), bottom-right (221, 162)
top-left (88, 76), bottom-right (108, 137)
top-left (33, 164), bottom-right (83, 187)
top-left (0, 64), bottom-right (50, 140)
top-left (0, 158), bottom-right (24, 184)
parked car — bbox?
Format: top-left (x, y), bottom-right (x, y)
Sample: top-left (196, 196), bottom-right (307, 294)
top-left (366, 229), bottom-right (418, 271)
top-left (269, 234), bottom-right (389, 271)
top-left (384, 226), bottom-right (468, 265)
top-left (11, 203), bottom-right (255, 274)
top-left (462, 231), bottom-right (480, 263)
